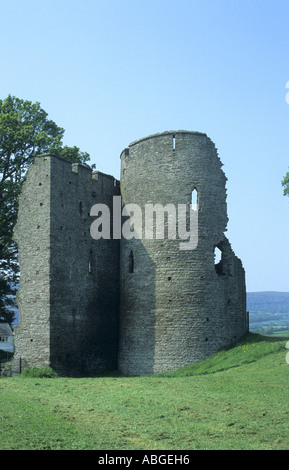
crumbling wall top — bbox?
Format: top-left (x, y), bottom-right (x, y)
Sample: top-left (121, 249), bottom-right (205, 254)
top-left (129, 130), bottom-right (207, 147)
top-left (120, 130), bottom-right (212, 158)
top-left (35, 153), bottom-right (118, 184)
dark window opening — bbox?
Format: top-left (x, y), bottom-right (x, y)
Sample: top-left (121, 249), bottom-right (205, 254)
top-left (129, 250), bottom-right (134, 273)
top-left (79, 201), bottom-right (83, 214)
top-left (214, 240), bottom-right (233, 277)
top-left (214, 241), bottom-right (233, 276)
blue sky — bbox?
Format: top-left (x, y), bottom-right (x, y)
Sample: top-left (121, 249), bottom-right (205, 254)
top-left (1, 0), bottom-right (289, 292)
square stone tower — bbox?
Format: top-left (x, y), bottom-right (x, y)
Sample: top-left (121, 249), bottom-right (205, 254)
top-left (13, 155), bottom-right (120, 376)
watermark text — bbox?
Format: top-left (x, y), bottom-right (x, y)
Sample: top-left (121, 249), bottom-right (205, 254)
top-left (90, 196), bottom-right (198, 251)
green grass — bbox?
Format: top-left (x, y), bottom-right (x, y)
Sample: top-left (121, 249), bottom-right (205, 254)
top-left (20, 366), bottom-right (59, 378)
top-left (1, 333), bottom-right (289, 450)
top-left (156, 332), bottom-right (287, 376)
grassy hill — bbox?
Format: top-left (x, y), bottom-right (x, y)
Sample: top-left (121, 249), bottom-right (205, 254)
top-left (247, 292), bottom-right (289, 335)
top-left (1, 332), bottom-right (289, 450)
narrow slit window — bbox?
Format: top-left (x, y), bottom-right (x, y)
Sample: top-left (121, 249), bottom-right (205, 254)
top-left (89, 248), bottom-right (93, 273)
top-left (129, 250), bottom-right (134, 273)
top-left (191, 188), bottom-right (198, 210)
top-left (172, 135), bottom-right (176, 151)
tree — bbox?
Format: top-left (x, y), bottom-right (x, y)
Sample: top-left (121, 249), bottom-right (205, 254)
top-left (0, 95), bottom-right (91, 324)
top-left (282, 171), bottom-right (289, 197)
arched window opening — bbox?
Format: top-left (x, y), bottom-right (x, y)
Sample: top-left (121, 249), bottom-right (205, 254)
top-left (129, 250), bottom-right (134, 274)
top-left (191, 188), bottom-right (198, 211)
top-left (214, 246), bottom-right (224, 275)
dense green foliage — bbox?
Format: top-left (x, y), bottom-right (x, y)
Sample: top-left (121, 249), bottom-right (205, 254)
top-left (1, 333), bottom-right (289, 450)
top-left (249, 311), bottom-right (289, 336)
top-left (0, 95), bottom-right (90, 324)
top-left (20, 367), bottom-right (58, 378)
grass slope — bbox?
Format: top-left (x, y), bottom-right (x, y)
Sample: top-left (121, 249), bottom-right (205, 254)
top-left (1, 333), bottom-right (289, 450)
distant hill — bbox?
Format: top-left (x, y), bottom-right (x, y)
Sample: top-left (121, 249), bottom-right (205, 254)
top-left (247, 292), bottom-right (289, 314)
top-left (247, 291), bottom-right (289, 335)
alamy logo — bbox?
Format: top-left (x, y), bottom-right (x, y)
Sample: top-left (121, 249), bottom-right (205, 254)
top-left (90, 196), bottom-right (198, 251)
top-left (285, 81), bottom-right (289, 104)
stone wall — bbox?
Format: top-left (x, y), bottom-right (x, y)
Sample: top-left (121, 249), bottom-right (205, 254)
top-left (13, 155), bottom-right (120, 376)
top-left (13, 156), bottom-right (52, 371)
top-left (119, 131), bottom-right (247, 375)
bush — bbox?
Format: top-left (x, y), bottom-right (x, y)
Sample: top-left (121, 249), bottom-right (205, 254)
top-left (0, 360), bottom-right (12, 377)
top-left (21, 367), bottom-right (58, 378)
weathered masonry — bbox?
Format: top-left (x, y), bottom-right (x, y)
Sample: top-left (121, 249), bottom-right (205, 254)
top-left (13, 156), bottom-right (120, 376)
top-left (13, 131), bottom-right (248, 376)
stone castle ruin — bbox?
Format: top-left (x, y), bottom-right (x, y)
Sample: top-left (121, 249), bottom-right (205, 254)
top-left (13, 131), bottom-right (248, 376)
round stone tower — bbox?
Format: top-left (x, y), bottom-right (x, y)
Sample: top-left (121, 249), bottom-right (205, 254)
top-left (119, 131), bottom-right (247, 376)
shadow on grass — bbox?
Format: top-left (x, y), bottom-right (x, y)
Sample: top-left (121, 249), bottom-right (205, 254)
top-left (91, 332), bottom-right (289, 379)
